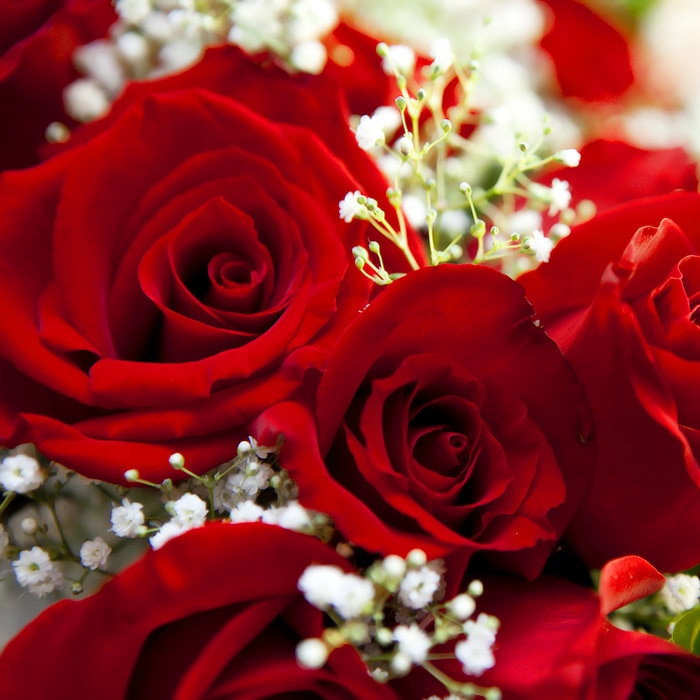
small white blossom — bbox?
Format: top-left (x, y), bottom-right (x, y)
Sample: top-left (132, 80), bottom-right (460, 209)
top-left (296, 637), bottom-right (329, 669)
top-left (381, 44), bottom-right (416, 76)
top-left (261, 501), bottom-right (312, 531)
top-left (661, 574), bottom-right (700, 614)
top-left (288, 0), bottom-right (337, 43)
top-left (439, 209), bottom-right (469, 237)
top-left (355, 114), bottom-right (386, 151)
top-left (299, 564), bottom-right (346, 608)
top-left (548, 178), bottom-right (572, 215)
top-left (332, 573), bottom-right (376, 619)
top-left (398, 566), bottom-right (441, 609)
top-left (0, 454), bottom-right (45, 494)
top-left (554, 148), bottom-right (581, 167)
top-left (526, 229), bottom-right (554, 263)
top-left (455, 637), bottom-right (496, 677)
top-left (79, 536), bottom-right (111, 571)
top-left (289, 40), bottom-right (327, 74)
top-left (339, 190), bottom-right (364, 223)
top-left (393, 623), bottom-right (432, 664)
top-left (115, 0), bottom-right (151, 25)
top-left (63, 78), bottom-right (111, 122)
top-left (430, 37), bottom-right (453, 75)
top-left (465, 613), bottom-right (499, 646)
top-left (110, 498), bottom-right (145, 538)
top-left (401, 194), bottom-right (428, 229)
top-left (228, 461), bottom-right (274, 497)
top-left (172, 493), bottom-right (208, 527)
top-left (372, 106), bottom-right (402, 139)
top-left (20, 518), bottom-right (38, 535)
top-left (228, 500), bottom-right (264, 523)
top-left (449, 593), bottom-right (477, 621)
top-left (12, 547), bottom-right (64, 597)
top-left (149, 520), bottom-right (188, 550)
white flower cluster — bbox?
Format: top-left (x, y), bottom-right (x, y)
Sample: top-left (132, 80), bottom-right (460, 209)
top-left (149, 492), bottom-right (209, 550)
top-left (0, 453), bottom-right (46, 494)
top-left (61, 0), bottom-right (338, 126)
top-left (12, 547), bottom-right (65, 597)
top-left (661, 573), bottom-right (700, 615)
top-left (296, 548), bottom-right (499, 692)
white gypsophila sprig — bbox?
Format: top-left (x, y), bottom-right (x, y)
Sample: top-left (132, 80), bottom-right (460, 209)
top-left (79, 537), bottom-right (112, 571)
top-left (661, 574), bottom-right (700, 614)
top-left (393, 623), bottom-right (432, 664)
top-left (355, 114), bottom-right (388, 151)
top-left (12, 547), bottom-right (64, 597)
top-left (524, 229), bottom-right (554, 263)
top-left (0, 454), bottom-right (46, 494)
top-left (110, 498), bottom-right (146, 538)
top-left (149, 520), bottom-right (189, 550)
top-left (339, 190), bottom-right (365, 223)
top-left (171, 492), bottom-right (208, 527)
top-left (398, 565), bottom-right (442, 609)
top-left (299, 564), bottom-right (347, 608)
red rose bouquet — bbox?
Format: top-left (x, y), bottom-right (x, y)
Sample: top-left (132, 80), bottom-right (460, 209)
top-left (1, 2), bottom-right (700, 699)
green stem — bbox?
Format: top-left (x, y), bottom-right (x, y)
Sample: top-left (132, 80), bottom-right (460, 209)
top-left (0, 491), bottom-right (16, 519)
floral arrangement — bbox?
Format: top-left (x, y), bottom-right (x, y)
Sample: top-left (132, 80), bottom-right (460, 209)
top-left (2, 0), bottom-right (700, 697)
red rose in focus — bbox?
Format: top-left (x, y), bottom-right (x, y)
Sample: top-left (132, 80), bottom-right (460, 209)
top-left (538, 0), bottom-right (634, 103)
top-left (0, 0), bottom-right (114, 170)
top-left (520, 192), bottom-right (700, 570)
top-left (0, 71), bottom-right (422, 482)
top-left (257, 265), bottom-right (593, 578)
top-left (0, 524), bottom-right (396, 699)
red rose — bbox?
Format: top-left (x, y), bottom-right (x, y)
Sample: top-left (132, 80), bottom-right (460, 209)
top-left (257, 265), bottom-right (594, 578)
top-left (0, 0), bottom-right (114, 170)
top-left (0, 69), bottom-right (422, 482)
top-left (520, 192), bottom-right (700, 570)
top-left (538, 0), bottom-right (634, 103)
top-left (0, 524), bottom-right (396, 699)
top-left (465, 556), bottom-right (700, 699)
top-left (540, 139), bottom-right (698, 215)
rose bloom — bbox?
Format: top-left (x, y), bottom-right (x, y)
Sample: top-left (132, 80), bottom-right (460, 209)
top-left (0, 51), bottom-right (423, 482)
top-left (257, 265), bottom-right (594, 578)
top-left (520, 192), bottom-right (700, 571)
top-left (420, 556), bottom-right (700, 700)
top-left (0, 524), bottom-right (397, 699)
top-left (0, 0), bottom-right (114, 170)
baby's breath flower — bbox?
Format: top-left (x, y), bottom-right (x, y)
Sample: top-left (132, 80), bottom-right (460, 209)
top-left (261, 501), bottom-right (312, 531)
top-left (228, 500), bottom-right (264, 523)
top-left (661, 574), bottom-right (700, 614)
top-left (355, 114), bottom-right (387, 151)
top-left (299, 565), bottom-right (344, 607)
top-left (398, 565), bottom-right (441, 609)
top-left (296, 637), bottom-right (329, 669)
top-left (429, 37), bottom-right (453, 75)
top-left (110, 498), bottom-right (145, 538)
top-left (525, 229), bottom-right (554, 263)
top-left (0, 454), bottom-right (45, 494)
top-left (149, 520), bottom-right (188, 550)
top-left (12, 547), bottom-right (64, 597)
top-left (381, 44), bottom-right (416, 76)
top-left (79, 537), bottom-right (111, 571)
top-left (333, 573), bottom-right (376, 619)
top-left (547, 178), bottom-right (572, 216)
top-left (554, 148), bottom-right (581, 167)
top-left (172, 493), bottom-right (208, 527)
top-left (20, 518), bottom-right (38, 535)
top-left (339, 190), bottom-right (364, 222)
top-left (393, 623), bottom-right (432, 664)
top-left (455, 636), bottom-right (496, 677)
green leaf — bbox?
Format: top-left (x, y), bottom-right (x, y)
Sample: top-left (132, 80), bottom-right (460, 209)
top-left (671, 607), bottom-right (700, 655)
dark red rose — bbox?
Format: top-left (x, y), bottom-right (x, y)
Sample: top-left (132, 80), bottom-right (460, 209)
top-left (520, 192), bottom-right (700, 570)
top-left (0, 0), bottom-right (114, 170)
top-left (256, 264), bottom-right (594, 578)
top-left (0, 524), bottom-right (397, 699)
top-left (462, 556), bottom-right (700, 699)
top-left (538, 0), bottom-right (634, 103)
top-left (0, 72), bottom-right (423, 482)
top-left (540, 139), bottom-right (698, 215)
